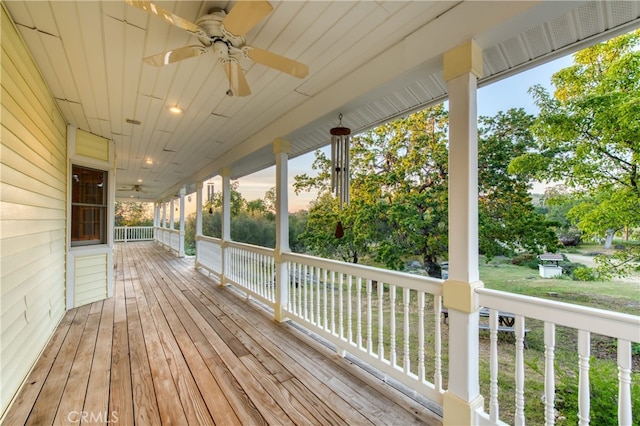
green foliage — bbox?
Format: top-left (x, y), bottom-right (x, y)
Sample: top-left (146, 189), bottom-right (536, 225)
top-left (183, 187), bottom-right (309, 253)
top-left (572, 266), bottom-right (597, 281)
top-left (555, 357), bottom-right (640, 425)
top-left (511, 254), bottom-right (540, 270)
top-left (295, 106), bottom-right (560, 274)
top-left (510, 30), bottom-right (640, 277)
top-left (114, 201), bottom-right (153, 226)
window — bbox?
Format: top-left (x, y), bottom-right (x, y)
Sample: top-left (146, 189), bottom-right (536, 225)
top-left (71, 165), bottom-right (107, 245)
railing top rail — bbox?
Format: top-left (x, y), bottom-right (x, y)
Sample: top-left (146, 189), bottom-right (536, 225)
top-left (477, 287), bottom-right (640, 342)
top-left (226, 240), bottom-right (275, 257)
top-left (196, 235), bottom-right (222, 244)
top-left (284, 252), bottom-right (443, 295)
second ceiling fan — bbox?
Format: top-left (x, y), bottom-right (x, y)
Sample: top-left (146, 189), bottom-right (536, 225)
top-left (127, 0), bottom-right (309, 96)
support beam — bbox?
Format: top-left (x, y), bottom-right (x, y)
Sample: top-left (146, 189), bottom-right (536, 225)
top-left (273, 139), bottom-right (291, 322)
top-left (442, 39), bottom-right (485, 426)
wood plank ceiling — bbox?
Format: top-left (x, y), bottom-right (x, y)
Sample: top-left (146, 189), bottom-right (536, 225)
top-left (4, 1), bottom-right (640, 201)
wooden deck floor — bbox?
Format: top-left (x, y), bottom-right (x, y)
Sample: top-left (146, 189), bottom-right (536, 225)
top-left (3, 242), bottom-right (441, 425)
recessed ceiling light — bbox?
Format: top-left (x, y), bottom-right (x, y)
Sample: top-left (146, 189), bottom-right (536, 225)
top-left (169, 105), bottom-right (183, 114)
top-left (137, 179), bottom-right (143, 183)
top-left (145, 159), bottom-right (153, 165)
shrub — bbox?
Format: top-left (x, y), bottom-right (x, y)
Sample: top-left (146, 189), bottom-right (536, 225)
top-left (511, 253), bottom-right (539, 269)
top-left (572, 266), bottom-right (597, 281)
top-left (555, 357), bottom-right (640, 425)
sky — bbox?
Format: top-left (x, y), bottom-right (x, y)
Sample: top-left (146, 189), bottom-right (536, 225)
top-left (187, 53), bottom-right (575, 214)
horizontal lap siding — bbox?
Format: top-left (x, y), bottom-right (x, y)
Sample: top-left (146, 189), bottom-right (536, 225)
top-left (74, 254), bottom-right (108, 307)
top-left (1, 5), bottom-right (67, 418)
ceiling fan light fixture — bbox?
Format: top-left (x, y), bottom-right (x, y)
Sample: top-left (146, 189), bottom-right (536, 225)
top-left (169, 105), bottom-right (183, 114)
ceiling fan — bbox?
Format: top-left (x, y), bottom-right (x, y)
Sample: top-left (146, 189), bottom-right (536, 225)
top-left (126, 0), bottom-right (309, 97)
top-left (118, 184), bottom-right (147, 193)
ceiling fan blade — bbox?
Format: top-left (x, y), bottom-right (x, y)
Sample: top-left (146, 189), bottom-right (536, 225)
top-left (143, 45), bottom-right (208, 67)
top-left (245, 47), bottom-right (309, 78)
top-left (126, 0), bottom-right (206, 37)
top-left (223, 60), bottom-right (251, 97)
top-left (222, 0), bottom-right (273, 36)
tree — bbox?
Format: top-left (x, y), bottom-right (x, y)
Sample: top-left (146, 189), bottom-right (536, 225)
top-left (296, 106), bottom-right (450, 275)
top-left (510, 30), bottom-right (640, 275)
top-left (478, 109), bottom-right (558, 259)
top-left (114, 201), bottom-right (153, 226)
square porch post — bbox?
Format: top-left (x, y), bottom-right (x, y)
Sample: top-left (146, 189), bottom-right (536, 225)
top-left (178, 187), bottom-right (186, 257)
top-left (195, 182), bottom-right (203, 237)
top-left (220, 168), bottom-right (232, 286)
top-left (169, 197), bottom-right (175, 230)
top-left (194, 181), bottom-right (204, 269)
top-left (273, 138), bottom-right (291, 322)
top-left (442, 40), bottom-right (485, 425)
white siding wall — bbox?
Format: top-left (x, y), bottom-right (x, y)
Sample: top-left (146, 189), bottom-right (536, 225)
top-left (0, 5), bottom-right (67, 417)
top-left (73, 254), bottom-right (108, 307)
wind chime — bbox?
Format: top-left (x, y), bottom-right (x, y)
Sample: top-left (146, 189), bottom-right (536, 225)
top-left (330, 114), bottom-right (351, 238)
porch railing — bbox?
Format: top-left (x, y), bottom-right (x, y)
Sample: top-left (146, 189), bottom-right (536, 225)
top-left (475, 288), bottom-right (639, 426)
top-left (178, 235), bottom-right (639, 425)
top-left (114, 225), bottom-right (154, 242)
top-left (154, 227), bottom-right (180, 254)
top-left (283, 252), bottom-right (445, 404)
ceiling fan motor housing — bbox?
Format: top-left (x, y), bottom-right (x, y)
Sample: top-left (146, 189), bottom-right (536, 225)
top-left (196, 10), bottom-right (245, 49)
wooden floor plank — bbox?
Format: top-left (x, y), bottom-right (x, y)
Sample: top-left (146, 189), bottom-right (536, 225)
top-left (82, 296), bottom-right (114, 422)
top-left (109, 256), bottom-right (134, 426)
top-left (1, 309), bottom-right (77, 426)
top-left (124, 256), bottom-right (188, 425)
top-left (124, 298), bottom-right (161, 425)
top-left (26, 304), bottom-right (91, 425)
top-left (53, 304), bottom-right (102, 424)
top-left (4, 242), bottom-right (442, 426)
top-left (132, 256), bottom-right (215, 426)
top-left (135, 262), bottom-right (243, 426)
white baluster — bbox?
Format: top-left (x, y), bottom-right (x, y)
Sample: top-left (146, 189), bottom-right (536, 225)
top-left (347, 275), bottom-right (353, 344)
top-left (390, 284), bottom-right (397, 367)
top-left (544, 322), bottom-right (556, 426)
top-left (578, 330), bottom-right (590, 426)
top-left (418, 291), bottom-right (425, 382)
top-left (515, 315), bottom-right (525, 425)
top-left (378, 281), bottom-right (384, 360)
top-left (618, 339), bottom-right (632, 425)
top-left (297, 263), bottom-right (303, 316)
top-left (367, 279), bottom-right (373, 355)
top-left (323, 268), bottom-right (328, 330)
top-left (356, 277), bottom-right (363, 350)
top-left (403, 287), bottom-right (410, 374)
top-left (490, 309), bottom-right (499, 423)
top-left (303, 264), bottom-right (308, 320)
top-left (330, 270), bottom-right (336, 334)
top-left (339, 272), bottom-right (344, 340)
top-left (434, 295), bottom-right (442, 391)
top-left (307, 266), bottom-right (318, 324)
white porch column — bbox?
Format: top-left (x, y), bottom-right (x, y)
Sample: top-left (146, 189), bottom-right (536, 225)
top-left (273, 138), bottom-right (290, 322)
top-left (178, 187), bottom-right (186, 257)
top-left (162, 200), bottom-right (167, 228)
top-left (442, 40), bottom-right (485, 426)
top-left (195, 181), bottom-right (204, 269)
top-left (195, 182), bottom-right (203, 237)
top-left (220, 168), bottom-right (232, 286)
top-left (169, 197), bottom-right (175, 230)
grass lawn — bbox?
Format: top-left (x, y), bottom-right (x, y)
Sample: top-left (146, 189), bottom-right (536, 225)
top-left (479, 255), bottom-right (640, 315)
top-left (475, 255), bottom-right (640, 425)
